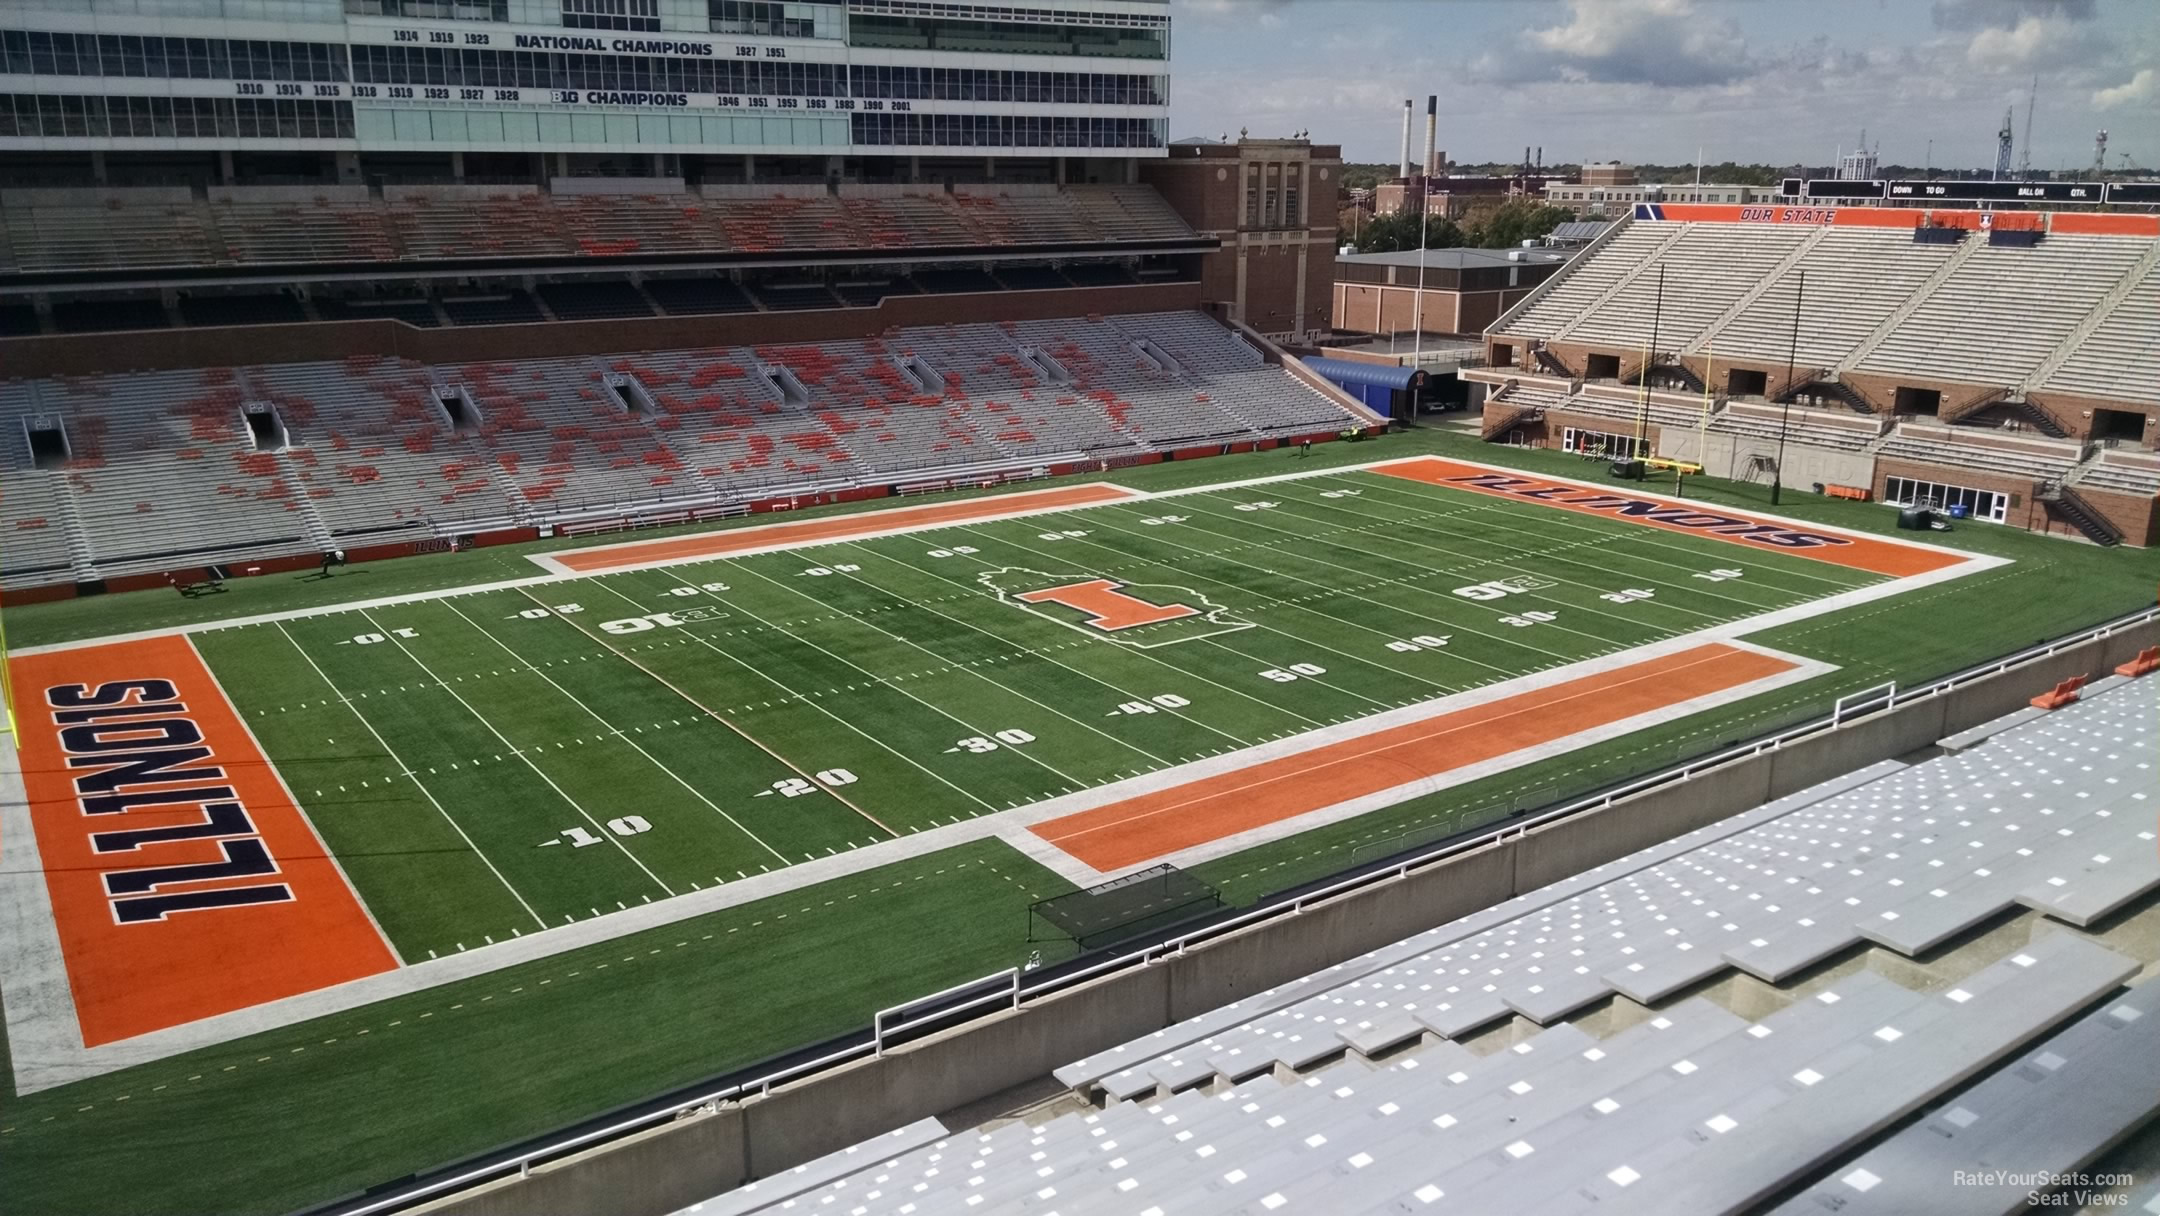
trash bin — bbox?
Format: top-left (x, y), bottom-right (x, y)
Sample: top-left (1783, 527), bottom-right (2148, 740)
top-left (1949, 503), bottom-right (1971, 520)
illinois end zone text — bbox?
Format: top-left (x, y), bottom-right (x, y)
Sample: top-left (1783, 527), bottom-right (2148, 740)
top-left (11, 635), bottom-right (395, 1046)
top-left (48, 677), bottom-right (296, 925)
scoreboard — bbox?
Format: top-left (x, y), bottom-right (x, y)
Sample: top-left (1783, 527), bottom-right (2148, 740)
top-left (1781, 178), bottom-right (2136, 205)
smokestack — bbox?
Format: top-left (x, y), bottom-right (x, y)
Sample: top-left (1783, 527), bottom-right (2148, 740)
top-left (1399, 99), bottom-right (1413, 179)
top-left (1424, 95), bottom-right (1438, 179)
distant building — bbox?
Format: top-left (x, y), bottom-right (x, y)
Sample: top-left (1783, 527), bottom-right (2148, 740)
top-left (1144, 135), bottom-right (1341, 341)
top-left (1838, 142), bottom-right (1880, 181)
top-left (1332, 245), bottom-right (1572, 338)
top-left (1580, 162), bottom-right (1638, 187)
top-left (1373, 175), bottom-right (1545, 219)
top-left (1543, 180), bottom-right (1782, 215)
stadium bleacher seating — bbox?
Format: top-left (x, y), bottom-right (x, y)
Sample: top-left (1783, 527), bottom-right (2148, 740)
top-left (1498, 217), bottom-right (2160, 398)
top-left (1877, 421), bottom-right (2083, 483)
top-left (0, 183), bottom-right (1198, 276)
top-left (1, 311), bottom-right (1367, 585)
top-left (2039, 252), bottom-right (2160, 405)
top-left (695, 678), bottom-right (2160, 1214)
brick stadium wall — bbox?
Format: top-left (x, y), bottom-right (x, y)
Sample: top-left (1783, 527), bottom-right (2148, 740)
top-left (1331, 284), bottom-right (1535, 337)
top-left (1871, 457), bottom-right (2159, 546)
top-left (0, 281), bottom-right (1209, 379)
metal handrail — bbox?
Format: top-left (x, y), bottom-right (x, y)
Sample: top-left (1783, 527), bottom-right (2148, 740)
top-left (319, 600), bottom-right (2160, 1216)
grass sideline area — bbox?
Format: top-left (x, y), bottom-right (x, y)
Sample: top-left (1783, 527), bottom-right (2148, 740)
top-left (1, 840), bottom-right (1074, 1216)
top-left (6, 427), bottom-right (2157, 1215)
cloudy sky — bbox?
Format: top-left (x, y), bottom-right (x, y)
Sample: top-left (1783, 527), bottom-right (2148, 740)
top-left (1168, 0), bottom-right (2159, 173)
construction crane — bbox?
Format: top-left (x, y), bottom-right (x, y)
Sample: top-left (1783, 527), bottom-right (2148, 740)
top-left (2094, 130), bottom-right (2109, 180)
top-left (2017, 75), bottom-right (2036, 178)
top-left (1995, 107), bottom-right (2014, 180)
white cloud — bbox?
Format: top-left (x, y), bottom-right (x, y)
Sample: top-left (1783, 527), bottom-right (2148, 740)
top-left (1479, 0), bottom-right (1753, 88)
top-left (2092, 67), bottom-right (2156, 109)
top-left (1932, 0), bottom-right (2096, 30)
top-left (1964, 13), bottom-right (2094, 68)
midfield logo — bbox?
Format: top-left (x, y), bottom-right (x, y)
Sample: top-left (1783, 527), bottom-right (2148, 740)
top-left (978, 568), bottom-right (1253, 648)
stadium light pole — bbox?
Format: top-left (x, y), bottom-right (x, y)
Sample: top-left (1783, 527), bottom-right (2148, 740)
top-left (1412, 187), bottom-right (1430, 366)
top-left (1772, 269), bottom-right (1806, 507)
top-left (1635, 265), bottom-right (1664, 462)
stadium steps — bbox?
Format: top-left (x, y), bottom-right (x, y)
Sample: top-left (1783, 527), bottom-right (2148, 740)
top-left (2018, 236), bottom-right (2160, 400)
top-left (1686, 224), bottom-right (1834, 356)
top-left (53, 474), bottom-right (101, 583)
top-left (1532, 345), bottom-right (1575, 379)
top-left (272, 449), bottom-right (337, 552)
top-left (2038, 482), bottom-right (2123, 547)
top-left (1937, 386), bottom-right (2010, 426)
top-left (1548, 223), bottom-right (1694, 344)
top-left (1485, 214), bottom-right (1636, 340)
top-left (1479, 380), bottom-right (1533, 441)
top-left (1834, 229), bottom-right (1984, 376)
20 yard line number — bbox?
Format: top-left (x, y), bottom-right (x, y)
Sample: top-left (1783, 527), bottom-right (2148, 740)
top-left (764, 769), bottom-right (859, 798)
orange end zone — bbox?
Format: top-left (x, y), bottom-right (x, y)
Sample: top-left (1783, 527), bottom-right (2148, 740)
top-left (1374, 456), bottom-right (1965, 578)
top-left (10, 636), bottom-right (396, 1046)
top-left (1033, 643), bottom-right (1797, 873)
top-left (551, 483), bottom-right (1143, 573)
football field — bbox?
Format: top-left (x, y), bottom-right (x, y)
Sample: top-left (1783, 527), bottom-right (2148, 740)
top-left (198, 463), bottom-right (1887, 957)
top-left (6, 451), bottom-right (1989, 1075)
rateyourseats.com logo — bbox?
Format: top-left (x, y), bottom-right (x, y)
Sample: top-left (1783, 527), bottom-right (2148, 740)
top-left (1949, 1169), bottom-right (2140, 1207)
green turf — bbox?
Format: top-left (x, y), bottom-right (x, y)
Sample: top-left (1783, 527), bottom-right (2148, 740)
top-left (4, 436), bottom-right (1409, 650)
top-left (10, 427), bottom-right (2160, 1216)
top-left (0, 838), bottom-right (1073, 1216)
top-left (189, 453), bottom-right (1874, 959)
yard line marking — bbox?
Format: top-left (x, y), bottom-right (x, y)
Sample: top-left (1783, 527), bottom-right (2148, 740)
top-left (941, 525), bottom-right (1351, 728)
top-left (1171, 489), bottom-right (1722, 638)
top-left (851, 542), bottom-right (1280, 747)
top-left (441, 599), bottom-right (793, 866)
top-left (543, 483), bottom-right (1145, 573)
top-left (803, 545), bottom-right (1201, 765)
top-left (1064, 506), bottom-right (1584, 674)
top-left (269, 621), bottom-right (545, 930)
top-left (351, 607), bottom-right (676, 899)
top-left (1360, 462), bottom-right (1894, 585)
top-left (578, 576), bottom-right (1001, 815)
top-left (710, 559), bottom-right (1101, 791)
top-left (986, 512), bottom-right (1524, 687)
top-left (1034, 643), bottom-right (1799, 871)
top-left (1330, 473), bottom-right (1857, 601)
top-left (1306, 474), bottom-right (1806, 612)
top-left (987, 521), bottom-right (1407, 711)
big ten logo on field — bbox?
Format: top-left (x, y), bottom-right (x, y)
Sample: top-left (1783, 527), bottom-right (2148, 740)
top-left (1451, 574), bottom-right (1558, 601)
top-left (977, 568), bottom-right (1254, 649)
top-left (45, 679), bottom-right (294, 924)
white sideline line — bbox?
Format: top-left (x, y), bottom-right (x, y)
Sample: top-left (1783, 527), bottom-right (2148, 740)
top-left (525, 484), bottom-right (1151, 576)
top-left (0, 450), bottom-right (2005, 1091)
top-left (13, 450), bottom-right (1991, 659)
top-left (2, 630), bottom-right (1832, 1093)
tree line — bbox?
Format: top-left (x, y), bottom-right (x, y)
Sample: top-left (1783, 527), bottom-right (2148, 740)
top-left (1338, 198), bottom-right (1580, 253)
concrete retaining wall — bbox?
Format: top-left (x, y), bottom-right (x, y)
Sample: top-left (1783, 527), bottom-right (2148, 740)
top-left (414, 617), bottom-right (2160, 1216)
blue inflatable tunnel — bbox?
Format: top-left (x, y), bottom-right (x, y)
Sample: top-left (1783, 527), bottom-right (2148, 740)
top-left (1301, 357), bottom-right (1426, 418)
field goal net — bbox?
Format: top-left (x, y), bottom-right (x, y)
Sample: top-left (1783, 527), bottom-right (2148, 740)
top-left (1028, 864), bottom-right (1224, 951)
